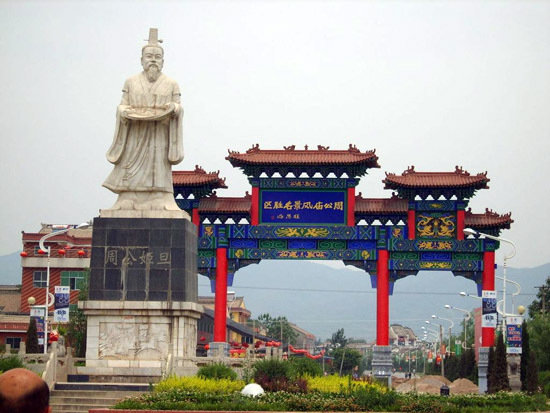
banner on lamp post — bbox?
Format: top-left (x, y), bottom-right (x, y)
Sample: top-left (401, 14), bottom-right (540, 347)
top-left (30, 306), bottom-right (46, 345)
top-left (54, 286), bottom-right (70, 323)
top-left (482, 290), bottom-right (497, 328)
top-left (506, 316), bottom-right (522, 354)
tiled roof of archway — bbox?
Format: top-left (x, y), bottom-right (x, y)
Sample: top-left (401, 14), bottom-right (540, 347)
top-left (226, 144), bottom-right (380, 167)
top-left (383, 166), bottom-right (490, 189)
top-left (354, 195), bottom-right (408, 214)
top-left (199, 195), bottom-right (251, 213)
top-left (465, 208), bottom-right (513, 229)
top-left (172, 166), bottom-right (227, 188)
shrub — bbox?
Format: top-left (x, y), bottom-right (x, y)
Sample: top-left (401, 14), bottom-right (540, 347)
top-left (154, 375), bottom-right (244, 394)
top-left (197, 362), bottom-right (237, 380)
top-left (26, 318), bottom-right (40, 354)
top-left (307, 374), bottom-right (387, 394)
top-left (539, 370), bottom-right (550, 396)
top-left (252, 359), bottom-right (307, 393)
top-left (0, 356), bottom-right (25, 372)
top-left (288, 356), bottom-right (323, 377)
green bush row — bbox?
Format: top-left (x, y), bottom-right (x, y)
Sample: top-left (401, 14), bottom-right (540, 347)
top-left (115, 388), bottom-right (548, 412)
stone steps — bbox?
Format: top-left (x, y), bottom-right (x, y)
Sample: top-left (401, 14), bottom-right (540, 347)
top-left (50, 383), bottom-right (147, 413)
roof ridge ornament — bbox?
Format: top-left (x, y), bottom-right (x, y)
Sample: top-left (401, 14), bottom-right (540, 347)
top-left (454, 165), bottom-right (470, 176)
top-left (317, 145), bottom-right (330, 151)
top-left (348, 144), bottom-right (360, 153)
top-left (283, 145), bottom-right (296, 151)
top-left (404, 165), bottom-right (415, 175)
top-left (194, 165), bottom-right (206, 174)
top-left (246, 143), bottom-right (260, 153)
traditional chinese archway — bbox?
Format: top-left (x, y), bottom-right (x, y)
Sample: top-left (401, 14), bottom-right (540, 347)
top-left (173, 145), bottom-right (512, 382)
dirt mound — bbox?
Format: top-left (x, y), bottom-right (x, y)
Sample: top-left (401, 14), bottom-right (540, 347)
top-left (395, 375), bottom-right (452, 394)
top-left (449, 378), bottom-right (478, 394)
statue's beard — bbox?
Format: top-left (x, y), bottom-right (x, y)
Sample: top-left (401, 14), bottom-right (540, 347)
top-left (145, 65), bottom-right (161, 82)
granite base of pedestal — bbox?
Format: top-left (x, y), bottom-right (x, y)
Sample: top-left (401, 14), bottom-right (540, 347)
top-left (80, 300), bottom-right (203, 375)
top-left (478, 347), bottom-right (490, 394)
top-left (372, 345), bottom-right (393, 386)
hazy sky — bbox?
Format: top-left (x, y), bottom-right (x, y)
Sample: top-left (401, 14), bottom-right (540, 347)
top-left (1, 0), bottom-right (549, 273)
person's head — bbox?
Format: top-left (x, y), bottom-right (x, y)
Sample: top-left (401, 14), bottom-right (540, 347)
top-left (0, 368), bottom-right (50, 413)
top-left (141, 46), bottom-right (164, 82)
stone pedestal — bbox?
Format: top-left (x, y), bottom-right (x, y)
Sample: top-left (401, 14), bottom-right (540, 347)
top-left (81, 217), bottom-right (202, 377)
top-left (89, 218), bottom-right (197, 302)
top-left (80, 300), bottom-right (202, 370)
top-left (372, 345), bottom-right (392, 386)
top-left (478, 347), bottom-right (490, 394)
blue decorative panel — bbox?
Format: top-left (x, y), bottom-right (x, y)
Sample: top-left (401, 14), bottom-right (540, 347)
top-left (348, 240), bottom-right (377, 250)
top-left (420, 252), bottom-right (452, 261)
top-left (230, 239), bottom-right (258, 248)
top-left (288, 240), bottom-right (317, 249)
top-left (261, 190), bottom-right (346, 224)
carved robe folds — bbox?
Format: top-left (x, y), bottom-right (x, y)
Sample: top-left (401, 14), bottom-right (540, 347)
top-left (103, 72), bottom-right (183, 193)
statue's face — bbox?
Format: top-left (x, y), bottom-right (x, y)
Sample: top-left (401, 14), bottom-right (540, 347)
top-left (141, 46), bottom-right (164, 72)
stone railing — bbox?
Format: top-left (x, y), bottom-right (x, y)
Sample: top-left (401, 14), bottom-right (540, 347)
top-left (41, 342), bottom-right (58, 390)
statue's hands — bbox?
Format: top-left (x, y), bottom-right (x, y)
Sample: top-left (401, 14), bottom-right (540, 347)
top-left (119, 105), bottom-right (132, 119)
top-left (165, 102), bottom-right (180, 116)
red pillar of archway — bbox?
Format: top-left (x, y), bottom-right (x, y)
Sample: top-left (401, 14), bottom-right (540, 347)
top-left (482, 251), bottom-right (495, 347)
top-left (214, 247), bottom-right (228, 342)
top-left (376, 249), bottom-right (390, 346)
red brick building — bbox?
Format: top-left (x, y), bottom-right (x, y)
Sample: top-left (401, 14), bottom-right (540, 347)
top-left (20, 224), bottom-right (92, 314)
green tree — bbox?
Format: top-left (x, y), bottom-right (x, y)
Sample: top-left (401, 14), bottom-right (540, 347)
top-left (527, 314), bottom-right (550, 372)
top-left (520, 319), bottom-right (530, 391)
top-left (525, 351), bottom-right (539, 394)
top-left (487, 346), bottom-right (496, 393)
top-left (257, 313), bottom-right (297, 346)
top-left (445, 354), bottom-right (460, 381)
top-left (26, 317), bottom-right (40, 354)
top-left (489, 333), bottom-right (510, 393)
top-left (330, 328), bottom-right (348, 348)
top-left (66, 273), bottom-right (89, 357)
top-left (528, 276), bottom-right (550, 317)
top-left (331, 347), bottom-right (362, 376)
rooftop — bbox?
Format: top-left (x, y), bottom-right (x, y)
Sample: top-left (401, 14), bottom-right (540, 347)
top-left (226, 144), bottom-right (380, 177)
top-left (384, 166), bottom-right (490, 189)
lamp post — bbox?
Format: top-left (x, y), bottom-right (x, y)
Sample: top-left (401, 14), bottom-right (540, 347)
top-left (464, 228), bottom-right (516, 336)
top-left (38, 222), bottom-right (89, 354)
top-left (445, 304), bottom-right (471, 349)
top-left (426, 320), bottom-right (445, 377)
top-left (432, 314), bottom-right (454, 350)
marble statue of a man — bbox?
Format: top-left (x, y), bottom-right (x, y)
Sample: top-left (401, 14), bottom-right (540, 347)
top-left (101, 29), bottom-right (188, 219)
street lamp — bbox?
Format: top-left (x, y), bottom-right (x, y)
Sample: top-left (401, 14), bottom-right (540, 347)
top-left (38, 222), bottom-right (90, 354)
top-left (445, 304), bottom-right (471, 349)
top-left (426, 319), bottom-right (445, 376)
top-left (459, 291), bottom-right (481, 300)
top-left (432, 314), bottom-right (454, 350)
top-left (464, 228), bottom-right (516, 335)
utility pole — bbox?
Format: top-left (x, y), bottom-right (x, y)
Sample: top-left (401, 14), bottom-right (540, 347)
top-left (440, 324), bottom-right (445, 378)
top-left (535, 285), bottom-right (550, 313)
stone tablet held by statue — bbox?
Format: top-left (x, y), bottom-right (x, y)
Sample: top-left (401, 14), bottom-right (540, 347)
top-left (101, 28), bottom-right (189, 219)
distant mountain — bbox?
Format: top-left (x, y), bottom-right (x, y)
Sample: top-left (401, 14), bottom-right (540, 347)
top-left (198, 261), bottom-right (550, 342)
top-left (0, 252), bottom-right (21, 285)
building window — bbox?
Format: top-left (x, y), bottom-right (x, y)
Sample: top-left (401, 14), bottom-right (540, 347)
top-left (33, 271), bottom-right (47, 288)
top-left (6, 337), bottom-right (21, 349)
top-left (61, 271), bottom-right (87, 290)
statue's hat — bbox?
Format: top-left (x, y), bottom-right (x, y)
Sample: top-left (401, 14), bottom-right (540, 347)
top-left (143, 28), bottom-right (163, 51)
